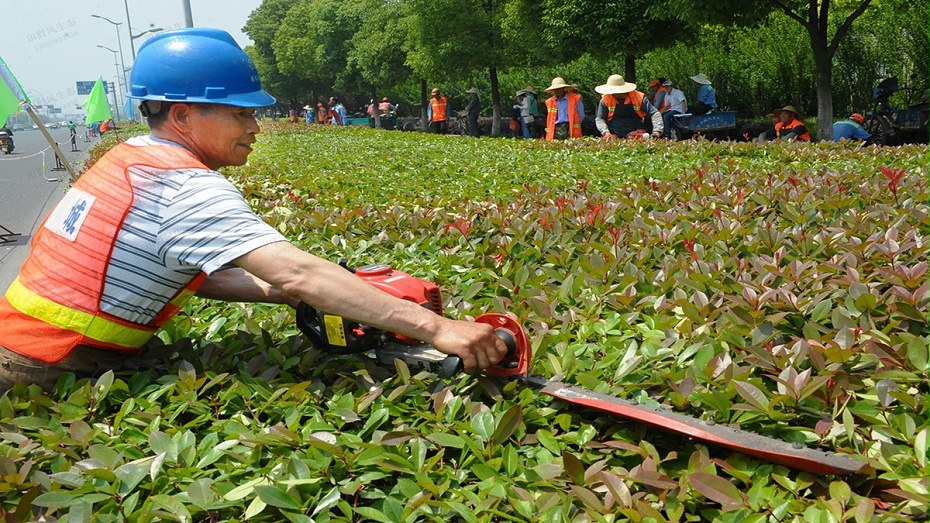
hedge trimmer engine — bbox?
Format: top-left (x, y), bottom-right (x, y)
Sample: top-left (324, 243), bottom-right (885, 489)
top-left (296, 263), bottom-right (443, 354)
top-left (295, 262), bottom-right (530, 377)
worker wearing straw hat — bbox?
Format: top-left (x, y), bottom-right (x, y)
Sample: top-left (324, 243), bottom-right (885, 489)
top-left (543, 77), bottom-right (584, 140)
top-left (773, 105), bottom-right (810, 141)
top-left (689, 73), bottom-right (717, 115)
top-left (593, 74), bottom-right (663, 140)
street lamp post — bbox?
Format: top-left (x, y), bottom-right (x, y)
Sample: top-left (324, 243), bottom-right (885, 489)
top-left (130, 27), bottom-right (164, 55)
top-left (96, 46), bottom-right (124, 123)
top-left (91, 15), bottom-right (129, 117)
top-left (124, 0), bottom-right (136, 60)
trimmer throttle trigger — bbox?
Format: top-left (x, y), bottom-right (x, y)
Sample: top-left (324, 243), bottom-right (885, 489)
top-left (439, 314), bottom-right (530, 379)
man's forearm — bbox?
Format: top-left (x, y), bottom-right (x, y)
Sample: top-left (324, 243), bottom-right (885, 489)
top-left (196, 267), bottom-right (297, 306)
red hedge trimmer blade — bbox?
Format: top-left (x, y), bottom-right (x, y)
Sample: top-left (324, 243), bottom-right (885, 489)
top-left (537, 381), bottom-right (864, 475)
top-left (474, 314), bottom-right (864, 476)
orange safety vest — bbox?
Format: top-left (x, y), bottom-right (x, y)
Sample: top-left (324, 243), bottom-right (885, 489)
top-left (545, 92), bottom-right (583, 140)
top-left (653, 90), bottom-right (671, 113)
top-left (0, 143), bottom-right (208, 363)
top-left (602, 91), bottom-right (647, 121)
top-left (430, 96), bottom-right (448, 122)
top-left (775, 118), bottom-right (810, 142)
top-left (329, 107), bottom-right (343, 125)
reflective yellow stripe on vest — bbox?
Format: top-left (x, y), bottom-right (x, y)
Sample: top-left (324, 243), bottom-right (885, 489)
top-left (5, 277), bottom-right (155, 347)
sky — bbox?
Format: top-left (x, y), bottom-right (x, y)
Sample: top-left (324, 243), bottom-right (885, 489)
top-left (1, 0), bottom-right (263, 122)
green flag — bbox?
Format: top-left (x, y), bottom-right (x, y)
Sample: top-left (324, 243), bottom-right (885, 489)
top-left (0, 54), bottom-right (29, 126)
top-left (83, 76), bottom-right (113, 124)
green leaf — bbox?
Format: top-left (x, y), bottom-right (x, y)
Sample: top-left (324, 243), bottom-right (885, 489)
top-left (427, 432), bottom-right (465, 449)
top-left (461, 280), bottom-right (485, 301)
top-left (225, 477), bottom-right (270, 501)
top-left (146, 494), bottom-right (193, 522)
top-left (688, 471), bottom-right (744, 507)
top-left (93, 370), bottom-right (115, 405)
top-left (32, 491), bottom-right (78, 507)
top-left (732, 381), bottom-right (770, 413)
top-left (195, 439), bottom-right (240, 469)
top-left (562, 450), bottom-right (585, 485)
top-left (491, 404), bottom-right (522, 447)
top-left (115, 460), bottom-right (151, 495)
top-left (49, 472), bottom-right (85, 489)
top-left (311, 487), bottom-right (341, 517)
top-left (809, 299), bottom-right (832, 322)
top-left (354, 506), bottom-right (391, 523)
top-left (906, 335), bottom-right (929, 372)
top-left (536, 429), bottom-right (562, 456)
top-left (149, 430), bottom-right (178, 463)
top-left (245, 496), bottom-right (267, 519)
top-left (255, 484), bottom-right (301, 509)
top-left (471, 410), bottom-right (494, 441)
top-left (383, 496), bottom-right (404, 522)
top-left (915, 427), bottom-right (928, 469)
top-left (187, 478), bottom-right (215, 510)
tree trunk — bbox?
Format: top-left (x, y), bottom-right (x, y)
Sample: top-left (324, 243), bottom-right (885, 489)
top-left (490, 66), bottom-right (501, 136)
top-left (420, 79), bottom-right (428, 128)
top-left (624, 55), bottom-right (636, 83)
top-left (811, 42), bottom-right (833, 142)
top-left (802, 3), bottom-right (834, 143)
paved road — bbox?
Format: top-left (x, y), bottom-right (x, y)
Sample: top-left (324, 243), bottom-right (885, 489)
top-left (0, 126), bottom-right (98, 293)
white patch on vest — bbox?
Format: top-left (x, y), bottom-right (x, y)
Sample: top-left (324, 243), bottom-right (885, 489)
top-left (43, 188), bottom-right (96, 241)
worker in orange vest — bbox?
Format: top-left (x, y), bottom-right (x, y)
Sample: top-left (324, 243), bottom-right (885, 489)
top-left (544, 77), bottom-right (584, 140)
top-left (773, 105), bottom-right (810, 141)
top-left (0, 28), bottom-right (507, 393)
top-left (427, 87), bottom-right (449, 134)
top-left (593, 74), bottom-right (663, 140)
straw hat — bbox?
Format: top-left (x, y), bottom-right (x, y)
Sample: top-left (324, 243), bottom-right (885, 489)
top-left (690, 73), bottom-right (711, 85)
top-left (465, 88), bottom-right (478, 94)
top-left (773, 105), bottom-right (801, 119)
top-left (850, 113), bottom-right (864, 124)
top-left (515, 90), bottom-right (525, 97)
top-left (523, 85), bottom-right (536, 94)
top-left (302, 105), bottom-right (312, 110)
top-left (595, 74), bottom-right (637, 95)
top-left (544, 77), bottom-right (576, 91)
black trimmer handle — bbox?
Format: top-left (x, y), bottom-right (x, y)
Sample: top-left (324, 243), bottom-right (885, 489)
top-left (440, 329), bottom-right (516, 378)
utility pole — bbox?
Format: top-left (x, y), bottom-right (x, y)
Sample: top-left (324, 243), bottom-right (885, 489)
top-left (183, 0), bottom-right (194, 27)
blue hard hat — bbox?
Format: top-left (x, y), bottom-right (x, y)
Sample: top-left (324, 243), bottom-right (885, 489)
top-left (129, 28), bottom-right (275, 107)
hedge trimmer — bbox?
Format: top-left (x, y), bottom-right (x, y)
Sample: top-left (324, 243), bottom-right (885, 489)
top-left (296, 262), bottom-right (864, 475)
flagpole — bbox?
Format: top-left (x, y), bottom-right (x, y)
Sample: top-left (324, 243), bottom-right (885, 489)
top-left (24, 104), bottom-right (78, 183)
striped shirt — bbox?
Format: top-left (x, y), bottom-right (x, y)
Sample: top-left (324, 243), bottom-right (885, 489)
top-left (101, 135), bottom-right (286, 323)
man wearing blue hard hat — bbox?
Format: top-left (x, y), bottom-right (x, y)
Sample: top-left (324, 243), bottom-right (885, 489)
top-left (0, 28), bottom-right (506, 392)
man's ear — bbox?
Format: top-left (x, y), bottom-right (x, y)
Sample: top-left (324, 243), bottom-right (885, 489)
top-left (168, 103), bottom-right (194, 128)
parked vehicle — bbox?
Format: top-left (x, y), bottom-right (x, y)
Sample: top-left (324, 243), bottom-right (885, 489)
top-left (667, 111), bottom-right (738, 141)
top-left (0, 130), bottom-right (14, 154)
top-left (865, 77), bottom-right (929, 146)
